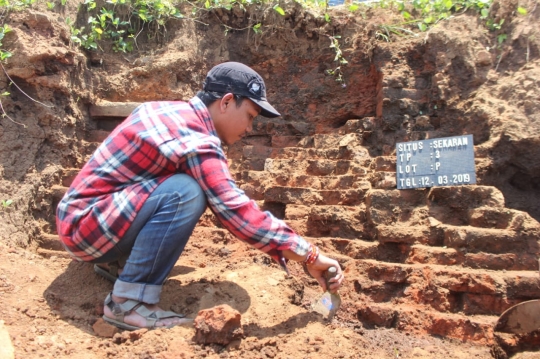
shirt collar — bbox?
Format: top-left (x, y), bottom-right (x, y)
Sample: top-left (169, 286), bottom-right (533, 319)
top-left (188, 96), bottom-right (217, 137)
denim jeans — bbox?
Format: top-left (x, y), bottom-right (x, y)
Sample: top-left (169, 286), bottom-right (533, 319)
top-left (94, 174), bottom-right (207, 304)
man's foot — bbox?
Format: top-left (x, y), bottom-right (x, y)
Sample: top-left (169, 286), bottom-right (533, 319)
top-left (103, 293), bottom-right (188, 330)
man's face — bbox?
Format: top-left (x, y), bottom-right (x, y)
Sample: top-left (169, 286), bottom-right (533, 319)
top-left (215, 95), bottom-right (261, 146)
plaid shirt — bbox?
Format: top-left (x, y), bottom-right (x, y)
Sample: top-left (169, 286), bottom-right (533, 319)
top-left (56, 97), bottom-right (309, 268)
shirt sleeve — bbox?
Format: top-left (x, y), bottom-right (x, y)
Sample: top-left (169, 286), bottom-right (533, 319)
top-left (179, 138), bottom-right (310, 263)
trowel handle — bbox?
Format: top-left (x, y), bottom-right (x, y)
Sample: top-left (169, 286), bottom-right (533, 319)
top-left (324, 266), bottom-right (338, 286)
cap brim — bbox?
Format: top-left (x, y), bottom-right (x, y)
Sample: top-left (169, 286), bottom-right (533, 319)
top-left (251, 98), bottom-right (281, 118)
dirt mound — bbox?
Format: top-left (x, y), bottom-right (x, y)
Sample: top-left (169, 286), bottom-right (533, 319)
top-left (1, 0), bottom-right (540, 358)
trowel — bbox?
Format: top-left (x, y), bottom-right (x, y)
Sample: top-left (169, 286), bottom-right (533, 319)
top-left (311, 266), bottom-right (341, 320)
top-left (495, 300), bottom-right (540, 334)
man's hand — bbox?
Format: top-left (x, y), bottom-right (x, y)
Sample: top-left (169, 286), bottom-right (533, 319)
top-left (305, 254), bottom-right (344, 293)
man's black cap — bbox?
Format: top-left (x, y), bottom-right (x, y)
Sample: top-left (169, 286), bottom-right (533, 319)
top-left (203, 62), bottom-right (281, 118)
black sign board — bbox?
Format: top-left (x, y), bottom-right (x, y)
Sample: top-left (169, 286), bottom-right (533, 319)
top-left (396, 134), bottom-right (476, 190)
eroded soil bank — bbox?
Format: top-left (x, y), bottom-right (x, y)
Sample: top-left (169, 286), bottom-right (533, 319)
top-left (0, 0), bottom-right (540, 358)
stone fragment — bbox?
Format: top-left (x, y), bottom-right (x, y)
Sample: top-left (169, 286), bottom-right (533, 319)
top-left (475, 50), bottom-right (492, 66)
top-left (194, 304), bottom-right (243, 345)
top-left (92, 318), bottom-right (119, 338)
top-left (0, 321), bottom-right (14, 359)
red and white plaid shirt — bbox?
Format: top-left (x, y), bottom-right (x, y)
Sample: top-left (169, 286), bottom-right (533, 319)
top-left (56, 97), bottom-right (309, 267)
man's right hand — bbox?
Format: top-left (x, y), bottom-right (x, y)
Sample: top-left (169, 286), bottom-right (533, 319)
top-left (305, 254), bottom-right (344, 293)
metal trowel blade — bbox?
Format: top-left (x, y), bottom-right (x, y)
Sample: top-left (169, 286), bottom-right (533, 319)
top-left (311, 291), bottom-right (341, 320)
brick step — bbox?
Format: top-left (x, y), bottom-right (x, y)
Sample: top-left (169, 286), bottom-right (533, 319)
top-left (50, 185), bottom-right (68, 201)
top-left (354, 301), bottom-right (496, 344)
top-left (259, 158), bottom-right (368, 177)
top-left (405, 244), bottom-right (538, 271)
top-left (374, 223), bottom-right (537, 257)
top-left (367, 187), bottom-right (539, 232)
top-left (284, 205), bottom-right (368, 239)
top-left (337, 118), bottom-right (377, 135)
top-left (264, 186), bottom-right (368, 206)
top-left (89, 101), bottom-right (141, 118)
top-left (441, 224), bottom-right (537, 254)
top-left (249, 120), bottom-right (313, 137)
top-left (242, 144), bottom-right (370, 162)
top-left (350, 259), bottom-right (540, 316)
top-left (37, 233), bottom-right (64, 251)
top-left (240, 172), bottom-right (371, 200)
top-left (36, 248), bottom-right (71, 259)
top-left (369, 171), bottom-right (397, 189)
top-left (270, 133), bottom-right (363, 149)
top-left (314, 237), bottom-right (537, 271)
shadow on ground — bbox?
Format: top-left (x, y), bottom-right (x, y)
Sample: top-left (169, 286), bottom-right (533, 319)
top-left (43, 261), bottom-right (254, 333)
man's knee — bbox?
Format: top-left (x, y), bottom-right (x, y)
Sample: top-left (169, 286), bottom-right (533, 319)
top-left (170, 174), bottom-right (207, 214)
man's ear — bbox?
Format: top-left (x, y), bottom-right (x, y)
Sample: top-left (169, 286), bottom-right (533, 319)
top-left (220, 93), bottom-right (235, 113)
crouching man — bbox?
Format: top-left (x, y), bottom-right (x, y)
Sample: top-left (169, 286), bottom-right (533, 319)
top-left (57, 62), bottom-right (344, 330)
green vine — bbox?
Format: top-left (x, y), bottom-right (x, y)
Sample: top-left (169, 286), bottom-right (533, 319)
top-left (372, 0), bottom-right (502, 39)
top-left (325, 35), bottom-right (348, 86)
top-left (66, 0), bottom-right (184, 52)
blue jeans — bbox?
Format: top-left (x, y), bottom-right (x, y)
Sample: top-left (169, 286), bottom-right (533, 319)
top-left (94, 174), bottom-right (207, 304)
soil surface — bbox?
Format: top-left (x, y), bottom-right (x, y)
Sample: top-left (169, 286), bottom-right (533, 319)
top-left (1, 0), bottom-right (540, 358)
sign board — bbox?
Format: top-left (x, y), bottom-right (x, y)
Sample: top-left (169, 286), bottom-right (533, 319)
top-left (396, 134), bottom-right (476, 190)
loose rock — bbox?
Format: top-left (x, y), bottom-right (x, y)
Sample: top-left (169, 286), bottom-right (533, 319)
top-left (92, 318), bottom-right (119, 338)
top-left (194, 304), bottom-right (243, 345)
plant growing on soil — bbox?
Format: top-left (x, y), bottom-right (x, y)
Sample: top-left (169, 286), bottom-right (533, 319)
top-left (1, 199), bottom-right (13, 209)
top-left (372, 0), bottom-right (503, 40)
top-left (68, 0), bottom-right (184, 52)
top-left (325, 35), bottom-right (348, 85)
top-left (0, 23), bottom-right (11, 61)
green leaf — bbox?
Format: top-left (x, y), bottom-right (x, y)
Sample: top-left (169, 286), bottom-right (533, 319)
top-left (253, 23), bottom-right (261, 34)
top-left (1, 92), bottom-right (9, 96)
top-left (402, 11), bottom-right (411, 20)
top-left (324, 13), bottom-right (330, 23)
top-left (418, 23), bottom-right (427, 31)
top-left (517, 7), bottom-right (527, 15)
top-left (0, 51), bottom-right (12, 60)
top-left (273, 5), bottom-right (285, 16)
top-left (480, 8), bottom-right (489, 18)
top-left (348, 4), bottom-right (358, 12)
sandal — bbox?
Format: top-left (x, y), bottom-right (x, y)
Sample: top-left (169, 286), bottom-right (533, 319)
top-left (102, 293), bottom-right (191, 331)
top-left (94, 262), bottom-right (121, 283)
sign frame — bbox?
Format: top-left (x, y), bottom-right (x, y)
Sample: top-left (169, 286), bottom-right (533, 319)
top-left (396, 134), bottom-right (476, 190)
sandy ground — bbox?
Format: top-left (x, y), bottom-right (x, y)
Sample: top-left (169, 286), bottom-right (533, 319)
top-left (0, 226), bottom-right (496, 359)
